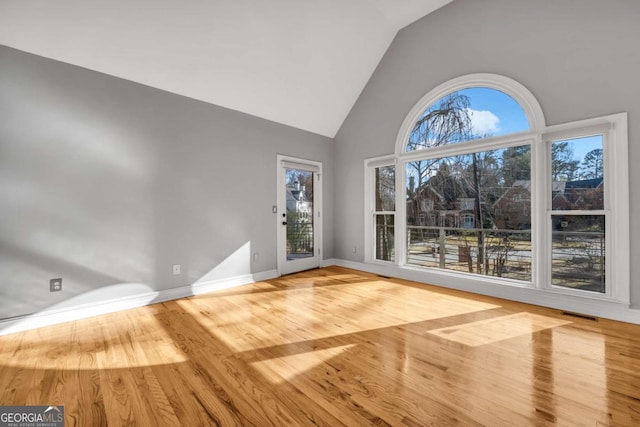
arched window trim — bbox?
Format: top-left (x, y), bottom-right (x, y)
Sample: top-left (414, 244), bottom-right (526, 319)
top-left (395, 73), bottom-right (545, 156)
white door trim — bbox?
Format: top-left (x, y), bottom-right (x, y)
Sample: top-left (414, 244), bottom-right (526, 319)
top-left (276, 154), bottom-right (323, 276)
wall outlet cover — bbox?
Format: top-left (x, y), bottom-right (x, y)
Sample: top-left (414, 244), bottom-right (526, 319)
top-left (50, 278), bottom-right (62, 292)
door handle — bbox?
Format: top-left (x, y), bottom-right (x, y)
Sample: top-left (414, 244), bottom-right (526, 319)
top-left (282, 221), bottom-right (287, 225)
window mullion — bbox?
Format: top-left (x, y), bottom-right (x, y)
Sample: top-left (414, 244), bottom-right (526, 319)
top-left (532, 134), bottom-right (547, 290)
top-left (396, 158), bottom-right (407, 267)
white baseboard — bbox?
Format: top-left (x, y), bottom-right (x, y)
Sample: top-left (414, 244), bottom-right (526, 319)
top-left (320, 258), bottom-right (339, 267)
top-left (3, 260), bottom-right (637, 336)
top-left (190, 269), bottom-right (278, 296)
top-left (252, 269), bottom-right (279, 282)
top-left (331, 259), bottom-right (640, 325)
top-left (0, 269), bottom-right (279, 336)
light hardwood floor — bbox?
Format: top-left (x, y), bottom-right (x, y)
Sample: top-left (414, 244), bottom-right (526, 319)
top-left (1, 266), bottom-right (639, 426)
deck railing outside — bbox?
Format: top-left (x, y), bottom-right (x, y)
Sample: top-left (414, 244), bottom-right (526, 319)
top-left (369, 220), bottom-right (606, 292)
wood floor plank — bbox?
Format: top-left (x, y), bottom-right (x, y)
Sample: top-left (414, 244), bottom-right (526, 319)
top-left (155, 304), bottom-right (344, 426)
top-left (1, 266), bottom-right (640, 426)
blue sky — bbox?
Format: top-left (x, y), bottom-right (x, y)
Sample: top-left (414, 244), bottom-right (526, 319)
top-left (560, 135), bottom-right (602, 163)
top-left (459, 87), bottom-right (529, 136)
top-left (461, 87), bottom-right (602, 163)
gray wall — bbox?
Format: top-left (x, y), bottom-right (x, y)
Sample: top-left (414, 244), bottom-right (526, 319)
top-left (0, 45), bottom-right (334, 320)
top-left (334, 0), bottom-right (640, 305)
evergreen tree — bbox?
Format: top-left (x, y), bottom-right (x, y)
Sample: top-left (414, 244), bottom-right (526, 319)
top-left (551, 142), bottom-right (580, 181)
top-left (580, 148), bottom-right (603, 179)
top-left (501, 146), bottom-right (531, 186)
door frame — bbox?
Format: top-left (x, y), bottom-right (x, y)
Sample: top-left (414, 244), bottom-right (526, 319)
top-left (276, 154), bottom-right (323, 276)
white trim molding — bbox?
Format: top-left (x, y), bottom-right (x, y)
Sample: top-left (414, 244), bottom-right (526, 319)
top-left (320, 258), bottom-right (339, 268)
top-left (0, 269), bottom-right (278, 336)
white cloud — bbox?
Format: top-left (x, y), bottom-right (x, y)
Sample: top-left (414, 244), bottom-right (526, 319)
top-left (466, 108), bottom-right (500, 136)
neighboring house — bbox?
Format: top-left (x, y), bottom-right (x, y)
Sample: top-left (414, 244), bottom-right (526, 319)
top-left (493, 180), bottom-right (532, 230)
top-left (493, 178), bottom-right (603, 230)
top-left (407, 175), bottom-right (603, 232)
top-left (552, 178), bottom-right (604, 233)
top-left (407, 184), bottom-right (477, 229)
top-left (286, 182), bottom-right (311, 216)
top-left (563, 178), bottom-right (604, 210)
top-left (286, 181), bottom-right (313, 255)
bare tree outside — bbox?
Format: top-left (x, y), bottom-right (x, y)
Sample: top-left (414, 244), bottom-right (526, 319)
top-left (406, 92), bottom-right (473, 195)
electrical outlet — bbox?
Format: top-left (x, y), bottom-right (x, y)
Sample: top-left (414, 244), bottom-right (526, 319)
top-left (352, 246), bottom-right (357, 254)
top-left (253, 252), bottom-right (259, 263)
top-left (50, 278), bottom-right (62, 292)
top-left (172, 264), bottom-right (181, 275)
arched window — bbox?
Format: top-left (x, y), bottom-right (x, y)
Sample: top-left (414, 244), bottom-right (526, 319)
top-left (397, 75), bottom-right (540, 282)
top-left (366, 73), bottom-right (629, 307)
top-left (405, 87), bottom-right (530, 152)
top-left (395, 74), bottom-right (545, 155)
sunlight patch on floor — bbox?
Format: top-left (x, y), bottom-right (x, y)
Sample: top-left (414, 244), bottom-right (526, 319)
top-left (250, 344), bottom-right (357, 384)
top-left (427, 312), bottom-right (571, 346)
top-left (0, 308), bottom-right (188, 369)
top-left (180, 279), bottom-right (501, 353)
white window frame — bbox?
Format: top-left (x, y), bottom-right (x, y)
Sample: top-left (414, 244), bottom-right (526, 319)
top-left (364, 155), bottom-right (397, 265)
top-left (541, 114), bottom-right (629, 303)
top-left (364, 73), bottom-right (629, 305)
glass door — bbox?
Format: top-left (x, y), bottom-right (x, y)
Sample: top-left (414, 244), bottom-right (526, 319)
top-left (277, 156), bottom-right (322, 275)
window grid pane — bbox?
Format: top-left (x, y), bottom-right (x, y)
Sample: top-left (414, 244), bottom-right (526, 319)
top-left (551, 135), bottom-right (604, 211)
top-left (375, 166), bottom-right (395, 212)
top-left (375, 214), bottom-right (395, 262)
top-left (551, 215), bottom-right (605, 293)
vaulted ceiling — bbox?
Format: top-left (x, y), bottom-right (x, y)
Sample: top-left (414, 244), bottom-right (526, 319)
top-left (0, 0), bottom-right (452, 137)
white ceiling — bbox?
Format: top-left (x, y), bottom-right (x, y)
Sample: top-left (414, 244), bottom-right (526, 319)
top-left (0, 0), bottom-right (451, 137)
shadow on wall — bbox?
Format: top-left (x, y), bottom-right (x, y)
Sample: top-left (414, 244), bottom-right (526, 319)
top-left (0, 46), bottom-right (288, 332)
top-left (0, 241), bottom-right (257, 335)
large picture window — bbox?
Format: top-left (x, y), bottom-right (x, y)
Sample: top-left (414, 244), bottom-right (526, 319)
top-left (366, 73), bottom-right (629, 304)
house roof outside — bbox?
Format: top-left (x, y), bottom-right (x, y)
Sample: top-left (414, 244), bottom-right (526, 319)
top-left (505, 178), bottom-right (602, 195)
top-left (565, 178), bottom-right (603, 190)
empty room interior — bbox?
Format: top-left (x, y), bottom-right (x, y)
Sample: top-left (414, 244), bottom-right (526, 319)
top-left (2, 0), bottom-right (640, 425)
